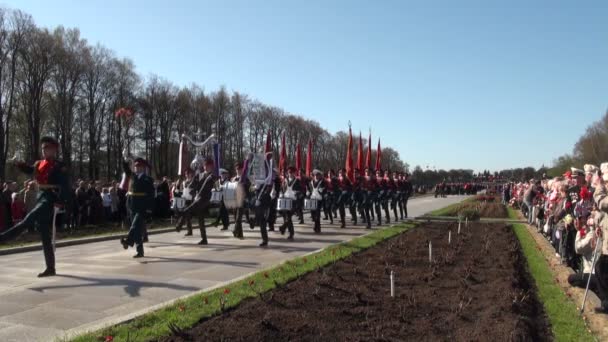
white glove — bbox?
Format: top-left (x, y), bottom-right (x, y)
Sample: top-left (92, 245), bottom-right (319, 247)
top-left (271, 189), bottom-right (277, 199)
top-left (195, 195), bottom-right (201, 202)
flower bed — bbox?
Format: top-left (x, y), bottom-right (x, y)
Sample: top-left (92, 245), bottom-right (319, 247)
top-left (159, 221), bottom-right (551, 341)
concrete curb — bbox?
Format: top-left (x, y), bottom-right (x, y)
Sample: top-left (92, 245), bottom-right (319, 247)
top-left (0, 227), bottom-right (175, 256)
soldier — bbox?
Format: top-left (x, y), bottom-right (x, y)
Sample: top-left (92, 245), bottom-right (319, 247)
top-left (0, 137), bottom-right (70, 277)
top-left (362, 168), bottom-right (375, 229)
top-left (216, 168), bottom-right (230, 231)
top-left (119, 157), bottom-right (154, 258)
top-left (387, 170), bottom-right (399, 221)
top-left (308, 169), bottom-right (326, 233)
top-left (350, 168), bottom-right (362, 225)
top-left (337, 168), bottom-right (352, 228)
top-left (322, 169), bottom-right (338, 225)
top-left (254, 152), bottom-right (275, 246)
top-left (280, 166), bottom-right (301, 240)
top-left (232, 162), bottom-right (250, 239)
top-left (267, 168), bottom-right (282, 232)
top-left (295, 168), bottom-right (307, 224)
top-left (371, 168), bottom-right (384, 225)
top-left (178, 168), bottom-right (196, 236)
top-left (402, 173), bottom-right (413, 218)
top-left (175, 157), bottom-right (216, 245)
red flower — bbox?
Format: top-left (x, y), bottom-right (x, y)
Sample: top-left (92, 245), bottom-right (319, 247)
top-left (248, 280), bottom-right (255, 286)
top-left (179, 305), bottom-right (185, 312)
top-left (105, 336), bottom-right (114, 342)
top-left (223, 288), bottom-right (231, 295)
top-left (263, 272), bottom-right (269, 279)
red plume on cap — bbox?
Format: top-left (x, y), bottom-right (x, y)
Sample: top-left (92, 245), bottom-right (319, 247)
top-left (295, 143), bottom-right (302, 172)
top-left (306, 138), bottom-right (313, 177)
top-left (345, 126), bottom-right (354, 181)
top-left (357, 132), bottom-right (363, 171)
top-left (365, 132), bottom-right (372, 170)
top-left (375, 138), bottom-right (382, 171)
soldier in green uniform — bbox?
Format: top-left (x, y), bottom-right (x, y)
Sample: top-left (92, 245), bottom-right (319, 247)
top-left (120, 157), bottom-right (155, 258)
top-left (0, 137), bottom-right (71, 277)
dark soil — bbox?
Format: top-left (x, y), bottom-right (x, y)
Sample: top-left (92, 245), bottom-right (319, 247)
top-left (445, 201), bottom-right (508, 218)
top-left (160, 221), bottom-right (551, 342)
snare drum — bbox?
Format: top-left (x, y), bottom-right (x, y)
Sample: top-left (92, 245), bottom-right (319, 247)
top-left (210, 189), bottom-right (223, 204)
top-left (304, 198), bottom-right (319, 210)
top-left (277, 198), bottom-right (293, 212)
top-left (222, 181), bottom-right (243, 209)
top-left (172, 197), bottom-right (186, 211)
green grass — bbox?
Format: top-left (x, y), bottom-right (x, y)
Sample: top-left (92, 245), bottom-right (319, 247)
top-left (511, 215), bottom-right (595, 341)
top-left (71, 222), bottom-right (416, 342)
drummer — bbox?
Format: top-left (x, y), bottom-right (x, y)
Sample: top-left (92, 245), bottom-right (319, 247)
top-left (280, 166), bottom-right (301, 240)
top-left (216, 168), bottom-right (230, 231)
top-left (308, 169), bottom-right (326, 233)
top-left (179, 168), bottom-right (196, 236)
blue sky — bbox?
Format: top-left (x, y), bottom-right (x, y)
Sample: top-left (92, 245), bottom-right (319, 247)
top-left (9, 0), bottom-right (608, 172)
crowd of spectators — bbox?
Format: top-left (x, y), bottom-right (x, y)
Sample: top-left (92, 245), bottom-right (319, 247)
top-left (0, 177), bottom-right (174, 233)
top-left (506, 165), bottom-right (608, 313)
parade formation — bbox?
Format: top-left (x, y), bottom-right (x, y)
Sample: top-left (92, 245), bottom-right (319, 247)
top-left (0, 126), bottom-right (413, 278)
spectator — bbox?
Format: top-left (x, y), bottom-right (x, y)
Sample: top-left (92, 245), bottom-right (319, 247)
top-left (110, 182), bottom-right (119, 221)
top-left (75, 181), bottom-right (89, 227)
top-left (101, 187), bottom-right (112, 222)
top-left (10, 192), bottom-right (25, 223)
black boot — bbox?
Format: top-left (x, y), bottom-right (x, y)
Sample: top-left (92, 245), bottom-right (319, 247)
top-left (120, 237), bottom-right (129, 250)
top-left (133, 244), bottom-right (144, 258)
top-left (37, 268), bottom-right (56, 277)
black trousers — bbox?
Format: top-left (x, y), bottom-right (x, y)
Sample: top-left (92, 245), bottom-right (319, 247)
top-left (2, 193), bottom-right (56, 270)
top-left (255, 193), bottom-right (271, 242)
top-left (218, 203), bottom-right (229, 229)
top-left (177, 201), bottom-right (208, 242)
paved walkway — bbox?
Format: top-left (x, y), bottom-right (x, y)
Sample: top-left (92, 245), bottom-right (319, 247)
top-left (0, 195), bottom-right (467, 342)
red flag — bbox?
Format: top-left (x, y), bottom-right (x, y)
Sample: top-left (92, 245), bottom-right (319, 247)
top-left (365, 133), bottom-right (372, 170)
top-left (306, 138), bottom-right (313, 177)
top-left (357, 132), bottom-right (363, 171)
top-left (375, 138), bottom-right (382, 171)
top-left (279, 132), bottom-right (286, 176)
top-left (345, 127), bottom-right (354, 180)
top-left (295, 143), bottom-right (302, 171)
top-left (264, 130), bottom-right (272, 154)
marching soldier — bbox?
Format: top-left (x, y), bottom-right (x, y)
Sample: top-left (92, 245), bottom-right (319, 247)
top-left (337, 168), bottom-right (352, 228)
top-left (308, 169), bottom-right (326, 233)
top-left (393, 171), bottom-right (404, 220)
top-left (179, 168), bottom-right (196, 236)
top-left (280, 166), bottom-right (301, 240)
top-left (402, 172), bottom-right (413, 218)
top-left (387, 170), bottom-right (399, 221)
top-left (362, 168), bottom-right (374, 229)
top-left (232, 162), bottom-right (250, 239)
top-left (216, 168), bottom-right (230, 231)
top-left (175, 157), bottom-right (216, 245)
top-left (119, 157), bottom-right (155, 258)
top-left (351, 168), bottom-right (363, 226)
top-left (267, 168), bottom-right (282, 232)
top-left (0, 137), bottom-right (70, 277)
top-left (296, 168), bottom-right (307, 224)
top-left (379, 169), bottom-right (391, 224)
top-left (323, 169), bottom-right (338, 225)
top-left (254, 152), bottom-right (275, 246)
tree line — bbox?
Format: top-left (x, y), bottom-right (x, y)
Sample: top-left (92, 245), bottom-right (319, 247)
top-left (0, 8), bottom-right (409, 183)
top-left (551, 110), bottom-right (608, 175)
